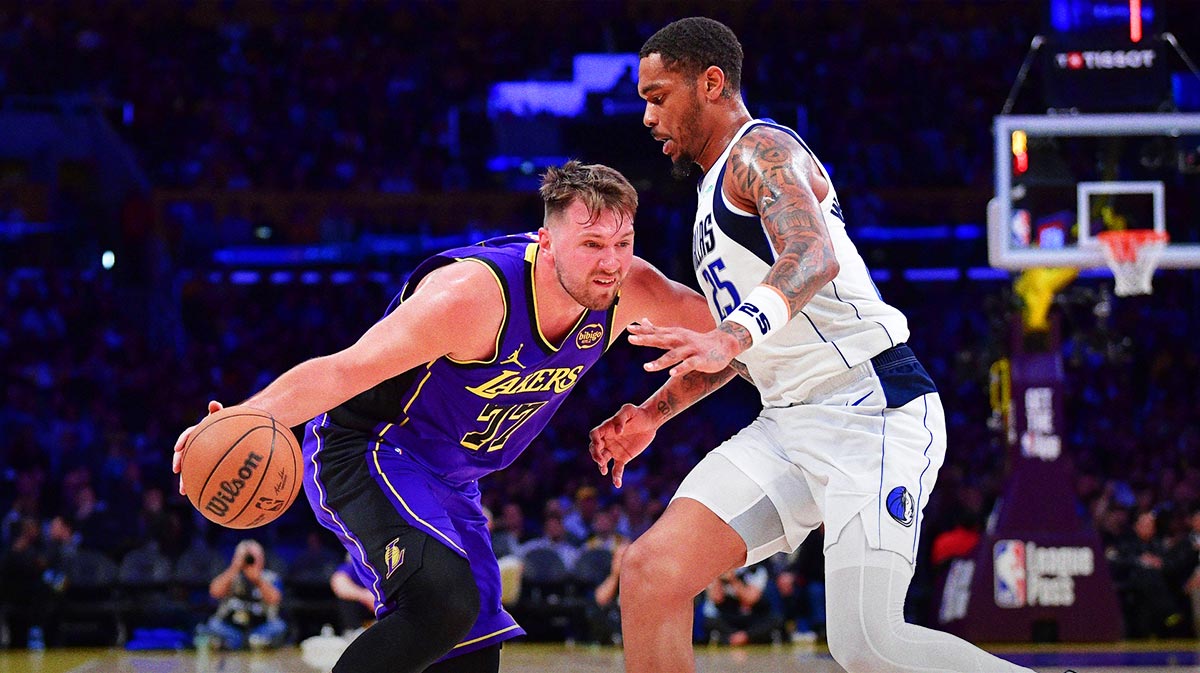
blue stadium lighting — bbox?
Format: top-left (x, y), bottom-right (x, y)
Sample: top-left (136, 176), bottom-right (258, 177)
top-left (966, 267), bottom-right (1011, 281)
top-left (229, 270), bottom-right (260, 285)
top-left (854, 225), bottom-right (983, 242)
top-left (904, 268), bottom-right (961, 282)
top-left (100, 250), bottom-right (115, 270)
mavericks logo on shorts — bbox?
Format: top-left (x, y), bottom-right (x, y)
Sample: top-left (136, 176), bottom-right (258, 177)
top-left (886, 486), bottom-right (915, 527)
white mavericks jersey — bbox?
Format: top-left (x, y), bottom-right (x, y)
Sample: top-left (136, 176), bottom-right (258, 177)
top-left (693, 119), bottom-right (909, 406)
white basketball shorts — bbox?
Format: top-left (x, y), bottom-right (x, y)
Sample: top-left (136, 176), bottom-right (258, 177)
top-left (673, 344), bottom-right (947, 566)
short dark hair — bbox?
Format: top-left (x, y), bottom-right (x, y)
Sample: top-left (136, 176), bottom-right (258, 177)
top-left (640, 17), bottom-right (743, 98)
top-left (539, 160), bottom-right (638, 226)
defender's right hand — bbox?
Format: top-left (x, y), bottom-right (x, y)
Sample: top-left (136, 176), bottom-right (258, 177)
top-left (588, 403), bottom-right (658, 489)
top-left (172, 400), bottom-right (224, 495)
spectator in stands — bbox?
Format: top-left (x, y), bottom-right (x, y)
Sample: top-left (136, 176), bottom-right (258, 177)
top-left (0, 516), bottom-right (46, 648)
top-left (491, 502), bottom-right (525, 559)
top-left (1112, 510), bottom-right (1187, 638)
top-left (1183, 508), bottom-right (1200, 637)
top-left (330, 556), bottom-right (376, 637)
top-left (196, 539), bottom-right (288, 650)
top-left (772, 528), bottom-right (826, 643)
top-left (612, 487), bottom-right (655, 541)
top-left (588, 541), bottom-right (628, 645)
top-left (520, 513), bottom-right (581, 569)
top-left (701, 562), bottom-right (782, 646)
top-left (584, 509), bottom-right (627, 553)
top-left (563, 485), bottom-right (601, 544)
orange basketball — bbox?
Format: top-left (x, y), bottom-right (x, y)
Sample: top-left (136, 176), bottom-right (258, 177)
top-left (180, 406), bottom-right (302, 529)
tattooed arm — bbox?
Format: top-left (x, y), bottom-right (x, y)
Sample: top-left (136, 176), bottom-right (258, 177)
top-left (589, 365), bottom-right (738, 487)
top-left (722, 126), bottom-right (841, 341)
top-left (636, 128), bottom-right (838, 378)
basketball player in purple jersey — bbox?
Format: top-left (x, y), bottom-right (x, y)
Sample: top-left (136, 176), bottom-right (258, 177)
top-left (589, 18), bottom-right (1036, 673)
top-left (172, 161), bottom-right (715, 673)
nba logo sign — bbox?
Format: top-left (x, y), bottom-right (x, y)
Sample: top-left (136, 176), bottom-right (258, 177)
top-left (993, 540), bottom-right (1027, 608)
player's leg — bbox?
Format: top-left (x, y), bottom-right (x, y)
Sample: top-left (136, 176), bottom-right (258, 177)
top-left (303, 419), bottom-right (480, 673)
top-left (333, 537), bottom-right (480, 673)
top-left (619, 497), bottom-right (745, 673)
top-left (824, 516), bottom-right (1032, 673)
top-left (620, 424), bottom-right (818, 673)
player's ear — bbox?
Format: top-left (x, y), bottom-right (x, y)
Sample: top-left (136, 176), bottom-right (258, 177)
top-left (537, 226), bottom-right (552, 253)
top-left (702, 66), bottom-right (725, 101)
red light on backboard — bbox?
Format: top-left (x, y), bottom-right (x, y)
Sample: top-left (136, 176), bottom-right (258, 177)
top-left (1130, 0), bottom-right (1142, 43)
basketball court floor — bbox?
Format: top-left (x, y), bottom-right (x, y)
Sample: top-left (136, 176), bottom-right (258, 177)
top-left (2, 641), bottom-right (1198, 673)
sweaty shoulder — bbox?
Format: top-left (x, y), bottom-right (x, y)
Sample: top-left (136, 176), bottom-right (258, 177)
top-left (411, 259), bottom-right (506, 361)
top-left (723, 125), bottom-right (828, 213)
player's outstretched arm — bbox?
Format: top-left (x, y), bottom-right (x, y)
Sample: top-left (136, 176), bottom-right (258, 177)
top-left (589, 357), bottom-right (737, 487)
top-left (171, 261), bottom-right (503, 494)
top-left (590, 258), bottom-right (741, 486)
top-left (238, 261), bottom-right (502, 426)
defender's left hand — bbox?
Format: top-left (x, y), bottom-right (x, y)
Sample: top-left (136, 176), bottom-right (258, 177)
top-left (628, 318), bottom-right (742, 377)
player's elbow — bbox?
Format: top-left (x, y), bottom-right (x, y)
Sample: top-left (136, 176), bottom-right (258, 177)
top-left (819, 257), bottom-right (840, 284)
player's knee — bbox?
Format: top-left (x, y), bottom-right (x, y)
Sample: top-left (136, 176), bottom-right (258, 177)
top-left (619, 537), bottom-right (692, 599)
top-left (826, 613), bottom-right (894, 673)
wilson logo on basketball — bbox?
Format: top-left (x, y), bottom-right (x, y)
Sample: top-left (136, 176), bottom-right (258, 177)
top-left (576, 323), bottom-right (604, 350)
top-left (204, 451), bottom-right (264, 518)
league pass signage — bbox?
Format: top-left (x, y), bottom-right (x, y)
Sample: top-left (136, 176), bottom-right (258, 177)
top-left (993, 540), bottom-right (1095, 608)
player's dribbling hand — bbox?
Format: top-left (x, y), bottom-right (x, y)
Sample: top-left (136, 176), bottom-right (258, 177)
top-left (589, 403), bottom-right (657, 489)
top-left (172, 400), bottom-right (224, 495)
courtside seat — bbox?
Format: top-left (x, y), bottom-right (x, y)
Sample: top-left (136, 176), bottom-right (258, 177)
top-left (58, 549), bottom-right (125, 646)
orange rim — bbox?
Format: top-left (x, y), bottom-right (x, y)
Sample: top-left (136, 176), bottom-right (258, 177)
top-left (1095, 230), bottom-right (1169, 263)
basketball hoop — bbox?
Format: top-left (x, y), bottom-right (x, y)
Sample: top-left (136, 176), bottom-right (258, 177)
top-left (1095, 230), bottom-right (1169, 297)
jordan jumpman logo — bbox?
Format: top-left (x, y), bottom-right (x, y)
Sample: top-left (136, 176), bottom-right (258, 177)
top-left (500, 344), bottom-right (526, 369)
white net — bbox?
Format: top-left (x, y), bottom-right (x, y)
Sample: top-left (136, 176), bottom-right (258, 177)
top-left (1096, 231), bottom-right (1169, 297)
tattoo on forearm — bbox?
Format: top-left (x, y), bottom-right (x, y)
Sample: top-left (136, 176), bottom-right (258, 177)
top-left (728, 128), bottom-right (839, 316)
top-left (652, 367), bottom-right (736, 422)
top-left (718, 322), bottom-right (753, 352)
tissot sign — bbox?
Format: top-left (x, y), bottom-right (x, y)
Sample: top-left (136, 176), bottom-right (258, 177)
top-left (1042, 36), bottom-right (1168, 111)
top-left (1054, 49), bottom-right (1157, 70)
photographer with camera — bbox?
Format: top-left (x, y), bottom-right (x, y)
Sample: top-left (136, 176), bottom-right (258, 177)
top-left (700, 562), bottom-right (781, 646)
top-left (195, 539), bottom-right (288, 650)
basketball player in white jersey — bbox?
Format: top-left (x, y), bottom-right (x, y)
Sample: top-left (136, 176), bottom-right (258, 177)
top-left (589, 17), bottom-right (1036, 673)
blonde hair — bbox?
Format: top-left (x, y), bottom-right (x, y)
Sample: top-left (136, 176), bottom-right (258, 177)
top-left (539, 160), bottom-right (638, 226)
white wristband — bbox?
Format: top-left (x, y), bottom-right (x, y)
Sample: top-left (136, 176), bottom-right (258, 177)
top-left (722, 285), bottom-right (790, 347)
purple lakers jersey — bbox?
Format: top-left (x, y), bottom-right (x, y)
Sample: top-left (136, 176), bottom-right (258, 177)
top-left (328, 233), bottom-right (616, 485)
